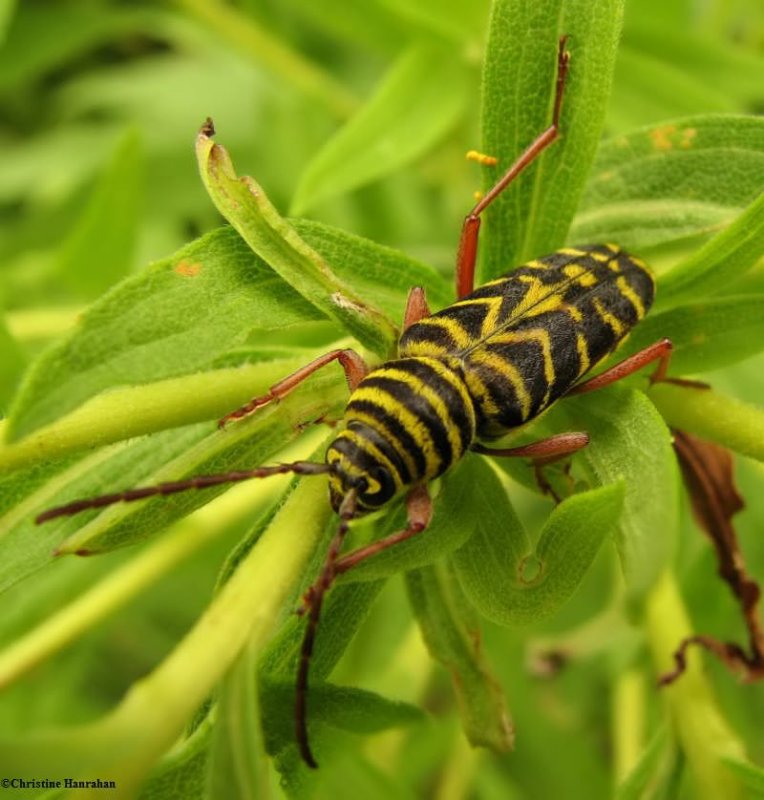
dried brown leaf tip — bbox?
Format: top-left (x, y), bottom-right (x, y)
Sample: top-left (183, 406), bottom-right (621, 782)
top-left (660, 430), bottom-right (764, 685)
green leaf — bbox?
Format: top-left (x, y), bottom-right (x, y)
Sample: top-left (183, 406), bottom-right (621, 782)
top-left (261, 680), bottom-right (423, 756)
top-left (291, 44), bottom-right (469, 215)
top-left (0, 381), bottom-right (344, 596)
top-left (658, 193), bottom-right (764, 307)
top-left (55, 128), bottom-right (143, 297)
top-left (292, 218), bottom-right (452, 318)
top-left (480, 0), bottom-right (624, 276)
top-left (617, 295), bottom-right (764, 375)
top-left (0, 315), bottom-right (25, 413)
top-left (406, 562), bottom-right (513, 753)
top-left (453, 473), bottom-right (623, 626)
top-left (375, 0), bottom-right (488, 41)
top-left (0, 4), bottom-right (155, 90)
top-left (563, 387), bottom-right (679, 606)
top-left (5, 227), bottom-right (322, 442)
top-left (0, 0), bottom-right (16, 43)
top-left (196, 125), bottom-right (398, 357)
top-left (609, 46), bottom-right (733, 134)
top-left (571, 115), bottom-right (764, 251)
top-left (37, 384), bottom-right (342, 556)
top-left (615, 727), bottom-right (681, 800)
top-left (722, 758), bottom-right (764, 797)
top-left (648, 383), bottom-right (764, 464)
top-left (208, 645), bottom-right (271, 800)
top-left (282, 0), bottom-right (407, 54)
top-left (139, 718), bottom-right (212, 800)
top-left (623, 22), bottom-right (764, 110)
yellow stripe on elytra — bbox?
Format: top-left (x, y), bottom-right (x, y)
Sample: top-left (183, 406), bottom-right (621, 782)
top-left (593, 297), bottom-right (625, 336)
top-left (341, 428), bottom-right (404, 492)
top-left (449, 296), bottom-right (505, 338)
top-left (349, 385), bottom-right (442, 477)
top-left (486, 328), bottom-right (556, 405)
top-left (379, 366), bottom-right (465, 459)
top-left (576, 331), bottom-right (590, 375)
top-left (617, 275), bottom-right (647, 319)
top-left (342, 408), bottom-right (419, 480)
top-left (421, 357), bottom-right (476, 427)
top-left (467, 350), bottom-right (532, 419)
top-left (409, 316), bottom-right (473, 349)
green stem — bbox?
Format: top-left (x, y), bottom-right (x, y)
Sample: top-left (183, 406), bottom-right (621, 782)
top-left (6, 472), bottom-right (333, 799)
top-left (0, 470), bottom-right (290, 690)
top-left (648, 383), bottom-right (764, 461)
top-left (175, 0), bottom-right (358, 119)
top-left (0, 357), bottom-right (343, 471)
top-left (611, 668), bottom-right (646, 784)
top-left (645, 571), bottom-right (747, 800)
top-left (5, 306), bottom-right (82, 341)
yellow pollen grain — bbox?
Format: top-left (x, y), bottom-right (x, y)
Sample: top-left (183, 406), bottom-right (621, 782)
top-left (466, 150), bottom-right (498, 166)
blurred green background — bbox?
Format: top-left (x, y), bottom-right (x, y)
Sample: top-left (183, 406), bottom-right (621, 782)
top-left (0, 1), bottom-right (763, 799)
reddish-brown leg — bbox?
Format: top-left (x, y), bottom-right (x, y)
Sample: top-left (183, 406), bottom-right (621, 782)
top-left (402, 286), bottom-right (431, 331)
top-left (473, 432), bottom-right (589, 501)
top-left (567, 338), bottom-right (673, 396)
top-left (456, 36), bottom-right (571, 299)
top-left (218, 348), bottom-right (369, 428)
top-left (35, 461), bottom-right (332, 524)
top-left (472, 431), bottom-right (589, 463)
top-left (334, 483), bottom-right (433, 575)
top-left (295, 484), bottom-right (432, 768)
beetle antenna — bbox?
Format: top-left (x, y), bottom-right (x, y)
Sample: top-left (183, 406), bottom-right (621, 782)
top-left (295, 487), bottom-right (359, 769)
top-left (35, 461), bottom-right (333, 524)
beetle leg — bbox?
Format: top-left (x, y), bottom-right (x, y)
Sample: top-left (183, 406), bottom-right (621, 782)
top-left (455, 36), bottom-right (571, 299)
top-left (473, 432), bottom-right (589, 502)
top-left (295, 484), bottom-right (432, 768)
top-left (567, 338), bottom-right (674, 395)
top-left (334, 483), bottom-right (433, 575)
top-left (402, 286), bottom-right (431, 330)
top-left (218, 348), bottom-right (369, 428)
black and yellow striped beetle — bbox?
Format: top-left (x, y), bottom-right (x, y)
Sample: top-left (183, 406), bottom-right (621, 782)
top-left (38, 38), bottom-right (675, 768)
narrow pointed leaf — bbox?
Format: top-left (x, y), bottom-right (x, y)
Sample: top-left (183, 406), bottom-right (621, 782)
top-left (56, 127), bottom-right (143, 296)
top-left (480, 0), bottom-right (624, 277)
top-left (4, 227), bottom-right (323, 442)
top-left (615, 295), bottom-right (764, 375)
top-left (406, 562), bottom-right (514, 753)
top-left (291, 44), bottom-right (469, 215)
top-left (563, 387), bottom-right (679, 606)
top-left (658, 192), bottom-right (764, 307)
top-left (196, 125), bottom-right (398, 356)
top-left (292, 218), bottom-right (452, 316)
top-left (453, 471), bottom-right (623, 626)
top-left (572, 115), bottom-right (764, 251)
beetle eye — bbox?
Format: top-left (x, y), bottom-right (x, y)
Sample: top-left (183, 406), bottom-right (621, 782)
top-left (353, 476), bottom-right (369, 494)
